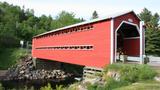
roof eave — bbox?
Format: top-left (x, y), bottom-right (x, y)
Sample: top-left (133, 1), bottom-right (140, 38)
top-left (33, 10), bottom-right (140, 38)
top-left (33, 17), bottom-right (112, 38)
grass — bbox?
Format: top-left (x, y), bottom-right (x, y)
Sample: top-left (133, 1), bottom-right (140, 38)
top-left (103, 63), bottom-right (157, 83)
top-left (114, 80), bottom-right (160, 90)
top-left (84, 64), bottom-right (158, 90)
top-left (156, 69), bottom-right (160, 76)
top-left (152, 67), bottom-right (160, 76)
top-left (0, 48), bottom-right (28, 70)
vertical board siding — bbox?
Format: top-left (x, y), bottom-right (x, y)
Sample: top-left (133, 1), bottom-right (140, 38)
top-left (32, 20), bottom-right (111, 68)
top-left (123, 39), bottom-right (140, 56)
top-left (114, 12), bottom-right (141, 56)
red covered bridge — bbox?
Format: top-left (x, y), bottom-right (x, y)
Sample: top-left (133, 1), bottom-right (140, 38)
top-left (32, 11), bottom-right (145, 68)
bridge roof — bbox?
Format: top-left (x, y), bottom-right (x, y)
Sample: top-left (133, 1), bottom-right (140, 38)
top-left (34, 10), bottom-right (140, 38)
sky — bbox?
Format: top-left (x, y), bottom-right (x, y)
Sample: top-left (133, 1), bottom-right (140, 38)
top-left (0, 0), bottom-right (160, 20)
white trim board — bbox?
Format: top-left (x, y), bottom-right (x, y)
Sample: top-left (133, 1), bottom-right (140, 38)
top-left (116, 56), bottom-right (140, 61)
top-left (115, 21), bottom-right (140, 34)
top-left (110, 19), bottom-right (114, 64)
top-left (127, 56), bottom-right (140, 61)
top-left (139, 21), bottom-right (145, 64)
top-left (124, 37), bottom-right (140, 39)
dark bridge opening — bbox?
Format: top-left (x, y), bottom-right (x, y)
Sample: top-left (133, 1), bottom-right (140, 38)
top-left (116, 22), bottom-right (140, 60)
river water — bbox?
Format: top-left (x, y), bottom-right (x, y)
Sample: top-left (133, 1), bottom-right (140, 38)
top-left (0, 77), bottom-right (75, 89)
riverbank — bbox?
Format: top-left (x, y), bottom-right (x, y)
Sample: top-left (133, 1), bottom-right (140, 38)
top-left (0, 70), bottom-right (7, 76)
top-left (0, 70), bottom-right (7, 80)
top-left (0, 55), bottom-right (76, 89)
top-left (62, 63), bottom-right (160, 90)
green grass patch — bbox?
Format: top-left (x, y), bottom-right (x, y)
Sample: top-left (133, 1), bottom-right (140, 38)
top-left (152, 67), bottom-right (160, 76)
top-left (114, 81), bottom-right (160, 90)
top-left (104, 63), bottom-right (157, 83)
top-left (0, 83), bottom-right (4, 90)
top-left (87, 64), bottom-right (158, 90)
top-left (87, 77), bottom-right (130, 90)
top-left (156, 70), bottom-right (160, 77)
top-left (66, 64), bottom-right (159, 90)
top-left (0, 48), bottom-right (28, 69)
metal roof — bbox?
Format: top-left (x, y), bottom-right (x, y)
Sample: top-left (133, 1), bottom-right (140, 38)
top-left (34, 10), bottom-right (140, 38)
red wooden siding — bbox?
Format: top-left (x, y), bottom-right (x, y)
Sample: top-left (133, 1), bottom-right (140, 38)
top-left (114, 12), bottom-right (141, 56)
top-left (32, 20), bottom-right (111, 68)
top-left (32, 11), bottom-right (144, 68)
top-left (123, 39), bottom-right (140, 56)
top-left (114, 12), bottom-right (140, 30)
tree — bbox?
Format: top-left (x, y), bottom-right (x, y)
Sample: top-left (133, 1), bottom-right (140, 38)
top-left (51, 11), bottom-right (83, 29)
top-left (139, 8), bottom-right (160, 56)
top-left (139, 8), bottom-right (152, 23)
top-left (0, 2), bottom-right (84, 47)
top-left (92, 10), bottom-right (98, 19)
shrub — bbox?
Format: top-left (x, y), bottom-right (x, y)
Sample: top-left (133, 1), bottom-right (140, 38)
top-left (120, 64), bottom-right (139, 82)
top-left (103, 77), bottom-right (129, 90)
top-left (55, 85), bottom-right (64, 90)
top-left (0, 83), bottom-right (4, 90)
top-left (86, 77), bottom-right (129, 90)
top-left (100, 64), bottom-right (157, 90)
top-left (0, 48), bottom-right (28, 69)
top-left (0, 35), bottom-right (20, 48)
top-left (103, 63), bottom-right (122, 73)
top-left (104, 64), bottom-right (157, 83)
top-left (40, 83), bottom-right (52, 90)
top-left (138, 65), bottom-right (157, 80)
top-left (87, 83), bottom-right (104, 90)
top-left (23, 86), bottom-right (34, 90)
top-left (66, 82), bottom-right (80, 90)
top-left (87, 84), bottom-right (97, 90)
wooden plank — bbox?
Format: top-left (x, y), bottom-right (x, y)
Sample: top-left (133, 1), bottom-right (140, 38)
top-left (84, 66), bottom-right (103, 71)
top-left (83, 70), bottom-right (101, 74)
top-left (83, 66), bottom-right (103, 80)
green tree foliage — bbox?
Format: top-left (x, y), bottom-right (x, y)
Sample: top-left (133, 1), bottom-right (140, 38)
top-left (91, 10), bottom-right (98, 19)
top-left (0, 2), bottom-right (83, 48)
top-left (0, 2), bottom-right (22, 47)
top-left (39, 15), bottom-right (53, 31)
top-left (139, 8), bottom-right (160, 55)
top-left (139, 8), bottom-right (152, 23)
top-left (51, 11), bottom-right (82, 29)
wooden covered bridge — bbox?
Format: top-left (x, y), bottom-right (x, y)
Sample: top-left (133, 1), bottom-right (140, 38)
top-left (32, 11), bottom-right (145, 68)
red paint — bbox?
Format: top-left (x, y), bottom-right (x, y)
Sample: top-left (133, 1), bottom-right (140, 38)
top-left (32, 21), bottom-right (111, 68)
top-left (114, 12), bottom-right (141, 58)
top-left (114, 12), bottom-right (140, 30)
top-left (32, 11), bottom-right (144, 68)
top-left (123, 39), bottom-right (140, 56)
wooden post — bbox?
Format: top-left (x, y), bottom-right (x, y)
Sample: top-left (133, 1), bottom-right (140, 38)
top-left (140, 21), bottom-right (144, 64)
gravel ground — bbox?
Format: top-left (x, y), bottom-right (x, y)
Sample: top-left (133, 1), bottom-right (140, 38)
top-left (148, 59), bottom-right (160, 67)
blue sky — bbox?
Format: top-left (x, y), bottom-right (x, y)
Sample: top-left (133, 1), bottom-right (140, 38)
top-left (0, 0), bottom-right (159, 20)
